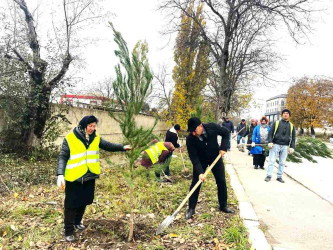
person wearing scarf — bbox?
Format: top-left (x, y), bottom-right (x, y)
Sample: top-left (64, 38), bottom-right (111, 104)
top-left (250, 116), bottom-right (270, 169)
top-left (56, 115), bottom-right (131, 242)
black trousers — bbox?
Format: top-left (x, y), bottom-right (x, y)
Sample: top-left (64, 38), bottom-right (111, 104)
top-left (188, 159), bottom-right (227, 210)
top-left (64, 206), bottom-right (86, 236)
top-left (253, 154), bottom-right (266, 167)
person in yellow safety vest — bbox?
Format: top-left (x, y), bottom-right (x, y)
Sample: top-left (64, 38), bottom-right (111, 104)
top-left (56, 115), bottom-right (131, 242)
top-left (140, 139), bottom-right (175, 181)
top-left (264, 109), bottom-right (296, 183)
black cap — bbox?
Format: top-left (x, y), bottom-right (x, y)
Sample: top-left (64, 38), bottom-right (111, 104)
top-left (174, 124), bottom-right (181, 131)
top-left (79, 115), bottom-right (98, 130)
top-left (281, 109), bottom-right (291, 116)
top-left (187, 117), bottom-right (202, 132)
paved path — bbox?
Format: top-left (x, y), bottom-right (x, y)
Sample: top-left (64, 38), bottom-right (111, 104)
top-left (227, 144), bottom-right (333, 250)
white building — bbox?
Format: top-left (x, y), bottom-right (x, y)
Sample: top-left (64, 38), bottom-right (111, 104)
top-left (264, 94), bottom-right (287, 124)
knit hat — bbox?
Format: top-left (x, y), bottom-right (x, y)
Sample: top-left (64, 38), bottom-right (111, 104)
top-left (281, 109), bottom-right (291, 116)
top-left (174, 124), bottom-right (181, 131)
top-left (78, 115), bottom-right (98, 130)
top-left (187, 117), bottom-right (202, 132)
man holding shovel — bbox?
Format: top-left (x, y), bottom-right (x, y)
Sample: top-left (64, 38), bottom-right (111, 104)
top-left (185, 117), bottom-right (234, 219)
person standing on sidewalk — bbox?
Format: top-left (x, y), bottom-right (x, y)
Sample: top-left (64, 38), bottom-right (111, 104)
top-left (57, 115), bottom-right (131, 242)
top-left (222, 117), bottom-right (234, 151)
top-left (244, 118), bottom-right (258, 155)
top-left (251, 116), bottom-right (270, 169)
top-left (185, 117), bottom-right (234, 219)
top-left (236, 119), bottom-right (247, 145)
top-left (264, 109), bottom-right (296, 183)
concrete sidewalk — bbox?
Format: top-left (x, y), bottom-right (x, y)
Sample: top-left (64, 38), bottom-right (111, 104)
top-left (227, 145), bottom-right (333, 250)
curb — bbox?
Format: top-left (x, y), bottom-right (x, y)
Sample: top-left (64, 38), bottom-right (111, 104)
top-left (226, 163), bottom-right (271, 250)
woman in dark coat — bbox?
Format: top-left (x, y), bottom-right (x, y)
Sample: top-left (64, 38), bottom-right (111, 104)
top-left (250, 116), bottom-right (270, 169)
top-left (57, 115), bottom-right (131, 242)
top-left (244, 119), bottom-right (258, 154)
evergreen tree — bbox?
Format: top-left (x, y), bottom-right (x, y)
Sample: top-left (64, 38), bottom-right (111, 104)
top-left (109, 23), bottom-right (156, 241)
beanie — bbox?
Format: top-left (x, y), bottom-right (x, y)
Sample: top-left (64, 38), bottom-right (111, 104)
top-left (187, 117), bottom-right (202, 132)
top-left (78, 115), bottom-right (98, 130)
top-left (281, 109), bottom-right (291, 116)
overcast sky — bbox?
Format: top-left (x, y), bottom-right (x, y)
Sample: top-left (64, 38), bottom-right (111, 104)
top-left (6, 0), bottom-right (333, 118)
top-left (79, 0), bottom-right (333, 118)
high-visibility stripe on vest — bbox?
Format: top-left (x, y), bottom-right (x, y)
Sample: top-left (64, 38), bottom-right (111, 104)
top-left (64, 131), bottom-right (100, 182)
top-left (145, 142), bottom-right (168, 164)
top-left (273, 120), bottom-right (294, 146)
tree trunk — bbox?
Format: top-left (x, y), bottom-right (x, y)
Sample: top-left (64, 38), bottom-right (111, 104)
top-left (21, 84), bottom-right (51, 149)
top-left (311, 126), bottom-right (315, 139)
top-left (128, 185), bottom-right (134, 242)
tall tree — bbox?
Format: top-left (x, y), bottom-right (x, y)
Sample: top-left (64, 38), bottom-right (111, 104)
top-left (160, 0), bottom-right (313, 117)
top-left (170, 2), bottom-right (210, 127)
top-left (109, 23), bottom-right (156, 242)
top-left (286, 77), bottom-right (333, 136)
top-left (0, 0), bottom-right (102, 149)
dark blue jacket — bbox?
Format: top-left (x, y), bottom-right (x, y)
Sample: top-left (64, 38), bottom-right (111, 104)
top-left (222, 121), bottom-right (234, 133)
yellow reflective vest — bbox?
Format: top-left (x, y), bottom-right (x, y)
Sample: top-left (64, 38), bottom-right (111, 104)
top-left (64, 131), bottom-right (100, 182)
top-left (145, 141), bottom-right (168, 164)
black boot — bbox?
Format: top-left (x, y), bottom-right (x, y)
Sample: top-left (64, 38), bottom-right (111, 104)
top-left (220, 207), bottom-right (234, 214)
top-left (185, 208), bottom-right (195, 220)
top-left (254, 165), bottom-right (258, 169)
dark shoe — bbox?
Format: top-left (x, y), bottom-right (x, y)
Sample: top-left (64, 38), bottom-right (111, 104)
top-left (260, 166), bottom-right (265, 170)
top-left (220, 207), bottom-right (234, 214)
top-left (74, 224), bottom-right (86, 231)
top-left (254, 165), bottom-right (258, 169)
top-left (265, 176), bottom-right (271, 182)
top-left (65, 235), bottom-right (75, 242)
top-left (277, 177), bottom-right (285, 183)
top-left (185, 208), bottom-right (195, 220)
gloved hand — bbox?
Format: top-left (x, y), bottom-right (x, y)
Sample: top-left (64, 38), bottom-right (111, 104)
top-left (57, 175), bottom-right (65, 190)
top-left (288, 148), bottom-right (294, 154)
top-left (251, 142), bottom-right (255, 147)
top-left (123, 145), bottom-right (132, 150)
top-left (268, 143), bottom-right (274, 149)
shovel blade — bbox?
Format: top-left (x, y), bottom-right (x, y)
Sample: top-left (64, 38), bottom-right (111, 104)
top-left (156, 215), bottom-right (175, 235)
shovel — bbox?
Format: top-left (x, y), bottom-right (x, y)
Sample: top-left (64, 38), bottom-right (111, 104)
top-left (179, 148), bottom-right (190, 177)
top-left (156, 154), bottom-right (222, 235)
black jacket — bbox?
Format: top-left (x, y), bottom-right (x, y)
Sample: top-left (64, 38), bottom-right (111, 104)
top-left (222, 121), bottom-right (234, 133)
top-left (244, 124), bottom-right (256, 142)
top-left (165, 127), bottom-right (180, 148)
top-left (268, 119), bottom-right (296, 149)
top-left (57, 127), bottom-right (125, 182)
top-left (236, 123), bottom-right (247, 137)
top-left (186, 123), bottom-right (229, 175)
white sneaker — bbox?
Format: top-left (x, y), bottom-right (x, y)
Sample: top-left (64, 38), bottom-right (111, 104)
top-left (65, 235), bottom-right (75, 242)
top-left (74, 224), bottom-right (86, 231)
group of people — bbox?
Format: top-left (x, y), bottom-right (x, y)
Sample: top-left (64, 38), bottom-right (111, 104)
top-left (56, 116), bottom-right (234, 242)
top-left (222, 109), bottom-right (296, 182)
top-left (56, 110), bottom-right (295, 242)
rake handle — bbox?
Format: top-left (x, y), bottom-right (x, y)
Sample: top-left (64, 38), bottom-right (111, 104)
top-left (172, 154), bottom-right (222, 216)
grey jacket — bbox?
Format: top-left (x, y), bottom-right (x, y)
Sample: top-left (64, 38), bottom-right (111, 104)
top-left (268, 119), bottom-right (296, 149)
top-left (57, 127), bottom-right (125, 182)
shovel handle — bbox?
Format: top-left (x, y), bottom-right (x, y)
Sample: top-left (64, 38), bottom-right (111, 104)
top-left (245, 144), bottom-right (267, 146)
top-left (173, 154), bottom-right (222, 216)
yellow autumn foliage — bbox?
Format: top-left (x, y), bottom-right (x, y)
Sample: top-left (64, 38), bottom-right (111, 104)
top-left (286, 77), bottom-right (333, 129)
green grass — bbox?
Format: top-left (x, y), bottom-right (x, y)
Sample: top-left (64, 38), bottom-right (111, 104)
top-left (0, 150), bottom-right (250, 249)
